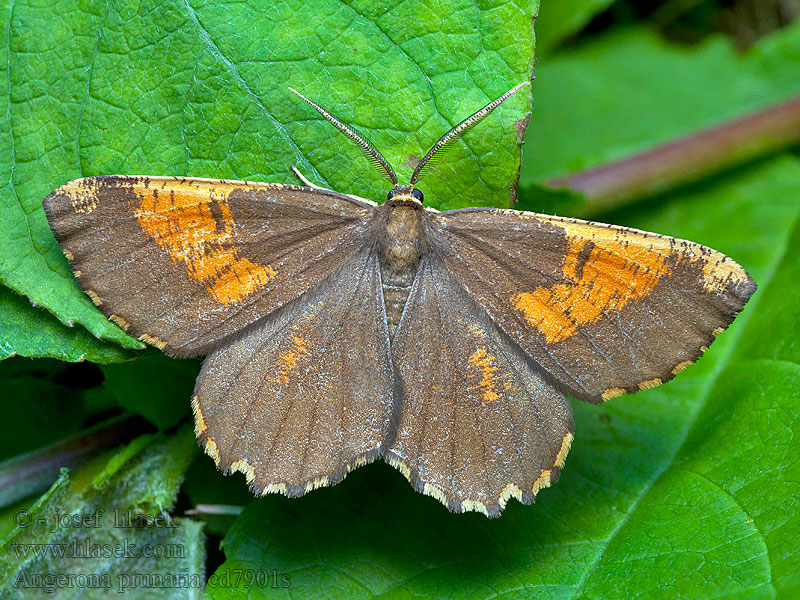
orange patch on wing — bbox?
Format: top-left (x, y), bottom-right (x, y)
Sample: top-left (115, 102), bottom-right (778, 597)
top-left (269, 335), bottom-right (312, 384)
top-left (512, 224), bottom-right (673, 344)
top-left (467, 347), bottom-right (506, 404)
top-left (134, 181), bottom-right (276, 305)
top-left (467, 324), bottom-right (486, 338)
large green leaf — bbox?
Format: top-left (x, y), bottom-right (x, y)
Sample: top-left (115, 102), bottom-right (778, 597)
top-left (0, 1), bottom-right (142, 350)
top-left (521, 21), bottom-right (800, 186)
top-left (204, 151), bottom-right (800, 598)
top-left (0, 0), bottom-right (536, 354)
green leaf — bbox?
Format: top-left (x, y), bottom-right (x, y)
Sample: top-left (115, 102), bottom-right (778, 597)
top-left (0, 0), bottom-right (537, 353)
top-left (100, 354), bottom-right (199, 431)
top-left (0, 426), bottom-right (203, 598)
top-left (180, 455), bottom-right (255, 539)
top-left (0, 2), bottom-right (142, 350)
top-left (0, 360), bottom-right (86, 462)
top-left (521, 22), bottom-right (800, 186)
top-left (205, 155), bottom-right (800, 598)
top-left (0, 285), bottom-right (131, 363)
top-left (514, 181), bottom-right (587, 215)
top-left (534, 0), bottom-right (616, 54)
top-left (568, 156), bottom-right (800, 598)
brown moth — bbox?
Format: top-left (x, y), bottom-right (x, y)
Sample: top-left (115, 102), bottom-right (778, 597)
top-left (42, 81), bottom-right (756, 517)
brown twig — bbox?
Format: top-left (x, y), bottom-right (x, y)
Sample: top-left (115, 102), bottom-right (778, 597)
top-left (545, 94), bottom-right (800, 217)
top-left (0, 414), bottom-right (154, 507)
top-left (185, 504), bottom-right (244, 516)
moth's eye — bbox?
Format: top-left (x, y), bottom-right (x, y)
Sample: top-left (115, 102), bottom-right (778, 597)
top-left (387, 189), bottom-right (397, 201)
top-left (411, 188), bottom-right (424, 203)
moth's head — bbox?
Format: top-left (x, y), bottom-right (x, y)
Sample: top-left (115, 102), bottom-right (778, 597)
top-left (387, 185), bottom-right (424, 206)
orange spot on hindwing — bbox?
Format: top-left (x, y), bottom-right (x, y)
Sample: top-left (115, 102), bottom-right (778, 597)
top-left (512, 225), bottom-right (673, 343)
top-left (134, 183), bottom-right (276, 304)
top-left (270, 335), bottom-right (313, 385)
top-left (467, 347), bottom-right (507, 404)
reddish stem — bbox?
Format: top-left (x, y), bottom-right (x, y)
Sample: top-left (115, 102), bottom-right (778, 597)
top-left (546, 94), bottom-right (800, 216)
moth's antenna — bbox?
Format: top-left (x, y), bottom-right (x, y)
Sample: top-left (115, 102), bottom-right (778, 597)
top-left (410, 80), bottom-right (530, 185)
top-left (288, 87), bottom-right (398, 186)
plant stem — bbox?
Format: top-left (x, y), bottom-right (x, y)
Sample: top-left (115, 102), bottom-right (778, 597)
top-left (0, 414), bottom-right (154, 507)
top-left (185, 504), bottom-right (244, 516)
top-left (546, 94), bottom-right (800, 217)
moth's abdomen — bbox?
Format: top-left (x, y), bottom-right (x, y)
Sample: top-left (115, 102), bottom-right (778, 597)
top-left (381, 265), bottom-right (416, 339)
top-left (378, 204), bottom-right (423, 340)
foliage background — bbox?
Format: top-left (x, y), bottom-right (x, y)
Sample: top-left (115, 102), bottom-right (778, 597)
top-left (0, 0), bottom-right (798, 598)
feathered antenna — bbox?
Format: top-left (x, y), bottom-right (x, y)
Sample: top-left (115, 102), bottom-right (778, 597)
top-left (409, 80), bottom-right (530, 185)
top-left (288, 87), bottom-right (398, 187)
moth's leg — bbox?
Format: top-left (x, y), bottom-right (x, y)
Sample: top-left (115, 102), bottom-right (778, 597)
top-left (290, 165), bottom-right (377, 206)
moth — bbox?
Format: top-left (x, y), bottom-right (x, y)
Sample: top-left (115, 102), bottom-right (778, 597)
top-left (43, 81), bottom-right (756, 517)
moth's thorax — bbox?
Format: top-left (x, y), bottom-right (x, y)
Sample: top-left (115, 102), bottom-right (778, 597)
top-left (383, 203), bottom-right (422, 270)
top-left (378, 201), bottom-right (424, 340)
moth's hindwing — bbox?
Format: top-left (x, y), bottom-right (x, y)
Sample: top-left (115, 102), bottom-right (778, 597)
top-left (387, 254), bottom-right (574, 517)
top-left (42, 176), bottom-right (373, 356)
top-left (193, 247), bottom-right (394, 495)
top-left (431, 208), bottom-right (757, 402)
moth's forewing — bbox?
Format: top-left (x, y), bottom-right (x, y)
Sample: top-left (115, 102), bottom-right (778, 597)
top-left (431, 208), bottom-right (757, 402)
top-left (43, 176), bottom-right (373, 356)
top-left (386, 254), bottom-right (574, 517)
top-left (193, 247), bottom-right (394, 495)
